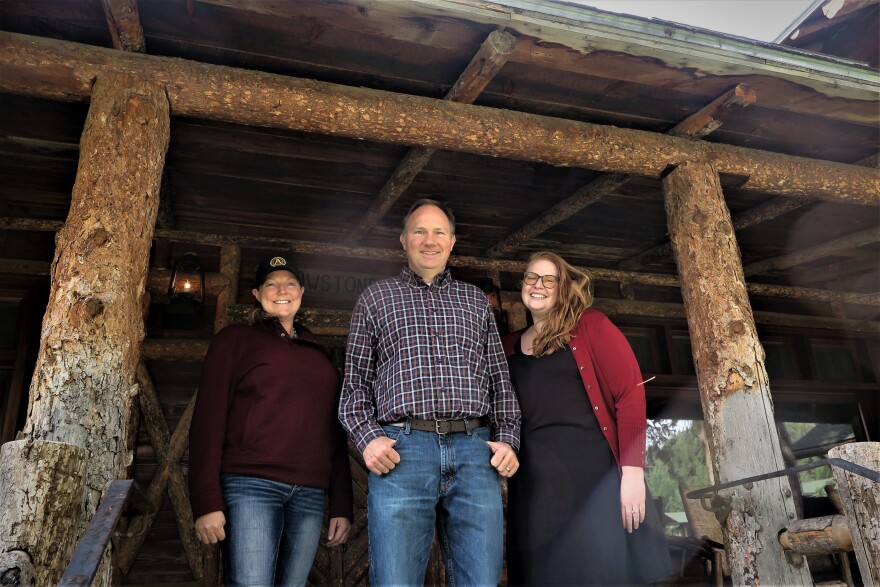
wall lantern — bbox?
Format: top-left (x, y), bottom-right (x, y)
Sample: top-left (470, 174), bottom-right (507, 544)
top-left (166, 252), bottom-right (204, 330)
top-left (168, 252), bottom-right (205, 303)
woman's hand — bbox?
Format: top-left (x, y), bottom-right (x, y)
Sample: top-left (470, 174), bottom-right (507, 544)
top-left (194, 511), bottom-right (226, 544)
top-left (620, 466), bottom-right (646, 533)
top-left (327, 516), bottom-right (351, 547)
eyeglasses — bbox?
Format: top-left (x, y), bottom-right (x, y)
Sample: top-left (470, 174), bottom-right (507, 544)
top-left (523, 272), bottom-right (559, 289)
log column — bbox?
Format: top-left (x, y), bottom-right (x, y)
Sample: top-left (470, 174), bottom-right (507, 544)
top-left (664, 161), bottom-right (811, 586)
top-left (0, 73), bottom-right (169, 584)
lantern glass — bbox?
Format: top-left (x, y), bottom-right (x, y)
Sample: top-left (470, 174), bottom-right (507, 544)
top-left (168, 252), bottom-right (205, 303)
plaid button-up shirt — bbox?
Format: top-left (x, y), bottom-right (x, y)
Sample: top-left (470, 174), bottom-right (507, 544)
top-left (339, 266), bottom-right (521, 452)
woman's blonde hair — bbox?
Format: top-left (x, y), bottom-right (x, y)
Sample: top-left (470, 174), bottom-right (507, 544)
top-left (527, 251), bottom-right (593, 357)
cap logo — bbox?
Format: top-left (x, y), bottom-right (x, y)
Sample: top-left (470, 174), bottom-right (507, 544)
top-left (269, 256), bottom-right (287, 267)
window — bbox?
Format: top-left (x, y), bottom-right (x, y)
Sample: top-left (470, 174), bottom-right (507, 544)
top-left (811, 341), bottom-right (859, 381)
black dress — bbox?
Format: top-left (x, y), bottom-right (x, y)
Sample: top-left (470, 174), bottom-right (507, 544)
top-left (506, 340), bottom-right (671, 586)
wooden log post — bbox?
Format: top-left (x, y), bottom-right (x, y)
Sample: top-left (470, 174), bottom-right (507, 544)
top-left (828, 442), bottom-right (880, 586)
top-left (0, 440), bottom-right (87, 585)
top-left (0, 73), bottom-right (169, 585)
top-left (664, 161), bottom-right (812, 586)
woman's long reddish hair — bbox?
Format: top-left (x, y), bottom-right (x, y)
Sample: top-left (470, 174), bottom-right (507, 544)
top-left (527, 251), bottom-right (593, 357)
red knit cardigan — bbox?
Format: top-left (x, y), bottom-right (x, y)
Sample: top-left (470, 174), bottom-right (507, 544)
top-left (503, 309), bottom-right (648, 469)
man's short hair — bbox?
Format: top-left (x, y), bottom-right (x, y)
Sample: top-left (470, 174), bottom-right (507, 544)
top-left (401, 198), bottom-right (456, 235)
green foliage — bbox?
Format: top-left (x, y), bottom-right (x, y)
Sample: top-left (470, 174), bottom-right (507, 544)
top-left (646, 421), bottom-right (711, 513)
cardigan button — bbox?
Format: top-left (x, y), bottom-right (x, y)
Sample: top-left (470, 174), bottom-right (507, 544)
top-left (572, 346), bottom-right (577, 350)
top-left (594, 406), bottom-right (599, 411)
top-left (602, 426), bottom-right (608, 431)
top-left (579, 365), bottom-right (584, 370)
top-left (587, 385), bottom-right (591, 390)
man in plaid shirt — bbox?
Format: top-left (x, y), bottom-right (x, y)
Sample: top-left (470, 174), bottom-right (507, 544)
top-left (339, 199), bottom-right (521, 586)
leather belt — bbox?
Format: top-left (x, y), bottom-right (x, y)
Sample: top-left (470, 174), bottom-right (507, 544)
top-left (383, 417), bottom-right (486, 435)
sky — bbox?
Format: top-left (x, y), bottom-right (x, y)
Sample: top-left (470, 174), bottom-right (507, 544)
top-left (574, 0), bottom-right (820, 42)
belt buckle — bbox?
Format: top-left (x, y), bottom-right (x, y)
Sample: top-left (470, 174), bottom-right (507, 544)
top-left (435, 419), bottom-right (451, 435)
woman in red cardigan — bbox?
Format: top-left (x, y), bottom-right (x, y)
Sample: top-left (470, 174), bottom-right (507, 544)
top-left (503, 251), bottom-right (670, 585)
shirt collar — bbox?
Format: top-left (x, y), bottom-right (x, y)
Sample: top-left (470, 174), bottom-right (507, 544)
top-left (399, 265), bottom-right (452, 289)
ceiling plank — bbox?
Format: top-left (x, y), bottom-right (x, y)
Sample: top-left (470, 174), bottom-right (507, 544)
top-left (486, 83), bottom-right (756, 257)
top-left (344, 29), bottom-right (516, 244)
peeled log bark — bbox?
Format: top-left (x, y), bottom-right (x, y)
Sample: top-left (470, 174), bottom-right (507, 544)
top-left (664, 161), bottom-right (811, 586)
top-left (10, 74), bottom-right (168, 584)
top-left (829, 442), bottom-right (880, 586)
top-left (0, 440), bottom-right (87, 585)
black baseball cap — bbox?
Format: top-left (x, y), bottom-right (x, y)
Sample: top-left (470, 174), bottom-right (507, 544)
top-left (254, 255), bottom-right (304, 289)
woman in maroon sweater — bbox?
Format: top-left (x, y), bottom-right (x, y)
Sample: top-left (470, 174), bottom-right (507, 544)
top-left (189, 255), bottom-right (352, 587)
top-left (503, 251), bottom-right (670, 585)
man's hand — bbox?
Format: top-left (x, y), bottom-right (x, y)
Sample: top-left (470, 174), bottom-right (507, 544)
top-left (194, 510), bottom-right (226, 544)
top-left (327, 517), bottom-right (351, 547)
top-left (620, 465), bottom-right (646, 533)
top-left (487, 441), bottom-right (519, 478)
top-left (363, 436), bottom-right (400, 475)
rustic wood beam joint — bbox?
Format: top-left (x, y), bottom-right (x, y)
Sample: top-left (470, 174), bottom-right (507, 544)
top-left (487, 84), bottom-right (757, 257)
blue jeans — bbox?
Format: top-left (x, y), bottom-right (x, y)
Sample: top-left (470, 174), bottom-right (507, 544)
top-left (220, 474), bottom-right (325, 587)
top-left (368, 424), bottom-right (503, 587)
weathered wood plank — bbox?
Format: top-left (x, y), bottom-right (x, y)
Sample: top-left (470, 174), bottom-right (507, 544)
top-left (0, 32), bottom-right (876, 204)
top-left (664, 161), bottom-right (811, 585)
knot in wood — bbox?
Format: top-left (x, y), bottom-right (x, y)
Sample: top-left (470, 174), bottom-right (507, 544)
top-left (715, 219), bottom-right (732, 235)
top-left (88, 227), bottom-right (109, 247)
top-left (691, 210), bottom-right (708, 225)
top-left (84, 297), bottom-right (105, 319)
top-left (729, 320), bottom-right (745, 334)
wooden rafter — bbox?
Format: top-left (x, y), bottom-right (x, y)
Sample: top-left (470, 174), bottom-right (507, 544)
top-left (344, 29), bottom-right (516, 244)
top-left (1, 32), bottom-right (877, 204)
top-left (619, 152), bottom-right (879, 271)
top-left (486, 84), bottom-right (756, 257)
top-left (100, 0), bottom-right (145, 52)
top-left (744, 227), bottom-right (880, 277)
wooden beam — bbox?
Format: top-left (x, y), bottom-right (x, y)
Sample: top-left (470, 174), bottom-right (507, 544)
top-left (663, 161), bottom-right (811, 585)
top-left (1, 32), bottom-right (876, 204)
top-left (487, 84), bottom-right (757, 257)
top-left (345, 30), bottom-right (517, 244)
top-left (744, 227), bottom-right (880, 276)
top-left (100, 0), bottom-right (145, 52)
top-left (0, 217), bottom-right (877, 307)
